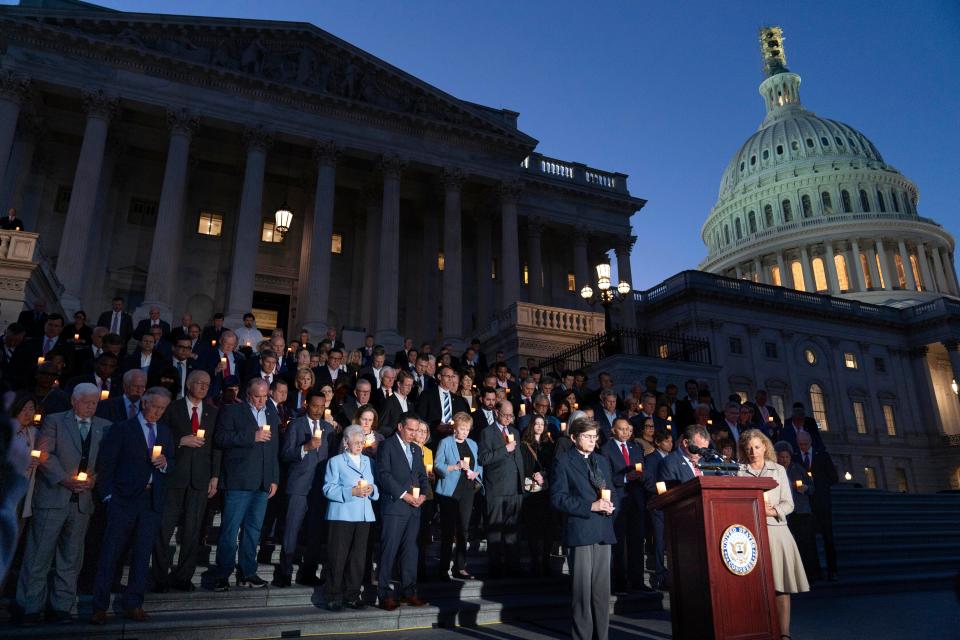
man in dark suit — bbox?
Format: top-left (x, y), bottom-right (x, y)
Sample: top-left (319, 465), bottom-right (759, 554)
top-left (796, 430), bottom-right (838, 580)
top-left (168, 313), bottom-right (193, 343)
top-left (370, 366), bottom-right (397, 412)
top-left (358, 347), bottom-right (388, 389)
top-left (91, 387), bottom-right (174, 624)
top-left (778, 402), bottom-right (826, 453)
top-left (201, 330), bottom-right (245, 402)
top-left (1, 206), bottom-right (25, 230)
top-left (657, 424), bottom-right (710, 488)
top-left (323, 326), bottom-right (345, 352)
top-left (168, 337), bottom-right (198, 399)
top-left (746, 389), bottom-right (781, 433)
top-left (211, 378), bottom-right (279, 590)
top-left (393, 337), bottom-right (415, 369)
top-left (376, 413), bottom-right (429, 610)
top-left (133, 306), bottom-right (171, 341)
top-left (416, 365), bottom-right (469, 442)
top-left (120, 334), bottom-right (170, 386)
top-left (96, 368), bottom-right (147, 423)
top-left (643, 430), bottom-right (674, 588)
top-left (492, 362), bottom-right (519, 405)
top-left (472, 387), bottom-right (498, 440)
top-left (10, 313), bottom-right (65, 386)
top-left (550, 416), bottom-right (616, 640)
top-left (600, 418), bottom-right (650, 593)
top-left (314, 348), bottom-right (346, 389)
top-left (0, 322), bottom-right (28, 387)
top-left (199, 312), bottom-right (226, 347)
top-left (274, 390), bottom-right (336, 587)
top-left (338, 378), bottom-right (372, 426)
top-left (16, 300), bottom-right (47, 338)
top-left (477, 399), bottom-right (525, 579)
top-left (409, 354), bottom-right (433, 404)
top-left (65, 352), bottom-right (119, 396)
top-left (152, 371), bottom-right (220, 592)
top-left (97, 297), bottom-right (134, 351)
top-left (379, 370), bottom-right (414, 438)
top-left (594, 389), bottom-right (621, 442)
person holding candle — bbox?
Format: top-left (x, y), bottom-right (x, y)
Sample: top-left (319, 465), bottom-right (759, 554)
top-left (152, 370), bottom-right (219, 593)
top-left (434, 411), bottom-right (482, 581)
top-left (378, 371), bottom-right (415, 439)
top-left (354, 406), bottom-right (384, 457)
top-left (477, 399), bottom-right (524, 579)
top-left (413, 421), bottom-right (436, 582)
top-left (794, 429), bottom-right (839, 582)
top-left (519, 414), bottom-right (556, 577)
top-left (775, 440), bottom-right (819, 584)
top-left (550, 417), bottom-right (616, 640)
top-left (415, 364), bottom-right (469, 442)
top-left (198, 312), bottom-right (226, 349)
top-left (286, 367), bottom-right (315, 417)
top-left (738, 429), bottom-right (809, 640)
top-left (3, 393), bottom-right (40, 600)
top-left (69, 310), bottom-right (93, 346)
top-left (90, 386), bottom-right (174, 624)
top-left (375, 413), bottom-right (429, 610)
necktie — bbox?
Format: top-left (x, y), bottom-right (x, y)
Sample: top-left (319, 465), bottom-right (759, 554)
top-left (191, 406), bottom-right (200, 434)
top-left (224, 355), bottom-right (231, 377)
top-left (620, 442), bottom-right (630, 466)
top-left (78, 419), bottom-right (90, 441)
top-left (405, 442), bottom-right (413, 468)
top-left (264, 374), bottom-right (271, 384)
top-left (804, 452), bottom-right (811, 469)
top-left (43, 337), bottom-right (53, 355)
top-left (111, 312), bottom-right (119, 334)
top-left (386, 388), bottom-right (392, 397)
top-left (146, 421), bottom-right (156, 448)
top-left (693, 464), bottom-right (703, 477)
top-left (501, 426), bottom-right (510, 444)
top-left (441, 391), bottom-right (452, 423)
top-left (128, 401), bottom-right (138, 419)
top-left (176, 361), bottom-right (184, 386)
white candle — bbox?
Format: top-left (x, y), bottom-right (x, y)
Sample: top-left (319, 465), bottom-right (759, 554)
top-left (314, 426), bottom-right (324, 440)
top-left (707, 419), bottom-right (713, 425)
top-left (220, 357), bottom-right (227, 366)
top-left (30, 449), bottom-right (41, 459)
top-left (634, 462), bottom-right (643, 472)
top-left (260, 424), bottom-right (269, 432)
top-left (364, 434), bottom-right (375, 446)
top-left (74, 333), bottom-right (80, 341)
top-left (358, 479), bottom-right (368, 488)
top-left (519, 404), bottom-right (526, 417)
top-left (667, 416), bottom-right (672, 422)
top-left (462, 456), bottom-right (471, 468)
top-left (324, 408), bottom-right (332, 421)
top-left (411, 487), bottom-right (421, 499)
top-left (196, 429), bottom-right (205, 439)
top-left (507, 433), bottom-right (514, 443)
top-left (795, 479), bottom-right (802, 488)
top-left (36, 356), bottom-right (44, 365)
top-left (210, 340), bottom-right (216, 347)
top-left (600, 488), bottom-right (611, 501)
top-left (656, 481), bottom-right (667, 495)
top-left (152, 445), bottom-right (162, 459)
top-left (768, 415), bottom-right (774, 423)
top-left (100, 389), bottom-right (109, 401)
top-left (77, 471), bottom-right (88, 482)
top-left (33, 413), bottom-right (42, 424)
top-left (560, 422), bottom-right (567, 432)
top-left (573, 402), bottom-right (579, 410)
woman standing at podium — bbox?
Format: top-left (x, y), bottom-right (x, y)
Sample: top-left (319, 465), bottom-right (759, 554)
top-left (738, 429), bottom-right (809, 640)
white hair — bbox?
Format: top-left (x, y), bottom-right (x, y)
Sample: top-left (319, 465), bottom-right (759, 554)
top-left (72, 382), bottom-right (100, 400)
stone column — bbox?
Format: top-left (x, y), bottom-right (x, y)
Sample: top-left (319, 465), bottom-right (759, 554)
top-left (55, 89), bottom-right (117, 315)
top-left (940, 247), bottom-right (958, 295)
top-left (300, 140), bottom-right (339, 335)
top-left (374, 154), bottom-right (405, 350)
top-left (225, 125), bottom-right (272, 326)
top-left (915, 242), bottom-right (935, 293)
top-left (865, 247), bottom-right (881, 289)
top-left (0, 71), bottom-right (29, 200)
top-left (907, 346), bottom-right (944, 436)
top-left (441, 167), bottom-right (464, 347)
top-left (931, 245), bottom-right (950, 293)
top-left (418, 207), bottom-right (440, 345)
top-left (777, 251), bottom-right (793, 288)
top-left (850, 239), bottom-right (867, 291)
top-left (944, 342), bottom-right (960, 403)
top-left (1, 115), bottom-right (40, 216)
top-left (752, 257), bottom-right (764, 284)
top-left (875, 240), bottom-right (892, 290)
top-left (359, 185), bottom-right (381, 332)
top-left (498, 181), bottom-right (521, 311)
top-left (799, 245), bottom-right (814, 293)
top-left (897, 239), bottom-right (917, 291)
top-left (616, 236), bottom-right (637, 329)
top-left (573, 229), bottom-right (589, 309)
top-left (138, 109), bottom-right (198, 323)
top-left (474, 212), bottom-right (493, 329)
top-left (526, 217), bottom-right (544, 305)
top-left (824, 242), bottom-right (840, 294)
top-left (734, 263), bottom-right (743, 279)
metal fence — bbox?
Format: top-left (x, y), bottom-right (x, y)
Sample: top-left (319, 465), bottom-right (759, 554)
top-left (538, 328), bottom-right (712, 374)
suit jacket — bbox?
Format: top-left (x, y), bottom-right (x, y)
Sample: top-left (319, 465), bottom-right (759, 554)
top-left (96, 395), bottom-right (139, 424)
top-left (477, 423), bottom-right (524, 497)
top-left (64, 372), bottom-right (115, 396)
top-left (323, 452), bottom-right (379, 522)
top-left (17, 309), bottom-right (47, 338)
top-left (202, 349), bottom-right (246, 399)
top-left (199, 324), bottom-right (226, 346)
top-left (595, 410), bottom-right (621, 441)
top-left (214, 402), bottom-right (280, 492)
top-left (409, 372), bottom-right (435, 404)
top-left (281, 415), bottom-right (336, 496)
top-left (11, 335), bottom-right (64, 383)
top-left (119, 350), bottom-right (170, 387)
top-left (357, 365), bottom-right (384, 389)
top-left (393, 349), bottom-right (412, 369)
top-left (674, 398), bottom-right (697, 429)
top-left (643, 449), bottom-right (670, 496)
top-left (778, 418), bottom-right (826, 453)
top-left (165, 398), bottom-right (220, 490)
top-left (314, 365), bottom-right (347, 391)
top-left (97, 310), bottom-right (133, 345)
top-left (378, 393), bottom-right (412, 438)
top-left (433, 435), bottom-right (483, 497)
top-left (797, 447), bottom-right (837, 512)
top-left (169, 325), bottom-right (192, 342)
top-left (371, 387), bottom-right (394, 414)
top-left (746, 401), bottom-right (782, 431)
top-left (415, 386), bottom-right (469, 435)
top-left (33, 411), bottom-right (110, 514)
top-left (96, 416), bottom-right (174, 512)
top-left (133, 318), bottom-right (171, 341)
top-left (600, 438), bottom-right (646, 508)
top-left (549, 448), bottom-right (617, 547)
top-left (376, 433), bottom-right (429, 517)
top-left (656, 449), bottom-right (697, 489)
top-left (338, 395), bottom-right (364, 426)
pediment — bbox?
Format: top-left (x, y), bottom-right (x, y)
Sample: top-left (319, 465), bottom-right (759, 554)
top-left (0, 4), bottom-right (537, 151)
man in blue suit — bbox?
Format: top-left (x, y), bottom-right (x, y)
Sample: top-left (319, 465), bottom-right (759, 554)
top-left (600, 418), bottom-right (651, 593)
top-left (643, 430), bottom-right (673, 589)
top-left (376, 412), bottom-right (429, 611)
top-left (95, 369), bottom-right (146, 423)
top-left (274, 389), bottom-right (336, 587)
top-left (90, 387), bottom-right (174, 624)
top-left (550, 416), bottom-right (616, 640)
top-left (211, 378), bottom-right (279, 591)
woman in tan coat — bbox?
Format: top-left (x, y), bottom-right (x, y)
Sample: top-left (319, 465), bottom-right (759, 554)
top-left (738, 428), bottom-right (809, 640)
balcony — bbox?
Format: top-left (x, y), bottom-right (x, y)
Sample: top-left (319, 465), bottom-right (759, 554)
top-left (521, 152), bottom-right (629, 195)
top-left (0, 230), bottom-right (64, 329)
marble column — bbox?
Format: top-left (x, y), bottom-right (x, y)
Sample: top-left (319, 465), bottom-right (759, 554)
top-left (225, 125), bottom-right (272, 325)
top-left (573, 230), bottom-right (589, 309)
top-left (824, 242), bottom-right (840, 294)
top-left (82, 138), bottom-right (125, 312)
top-left (940, 247), bottom-right (958, 295)
top-left (944, 342), bottom-right (960, 397)
top-left (526, 217), bottom-right (544, 305)
top-left (931, 245), bottom-right (949, 293)
top-left (799, 245), bottom-right (814, 293)
top-left (441, 167), bottom-right (464, 347)
top-left (139, 109), bottom-right (199, 323)
top-left (897, 239), bottom-right (917, 291)
top-left (850, 239), bottom-right (867, 291)
top-left (776, 251), bottom-right (793, 288)
top-left (474, 212), bottom-right (493, 330)
top-left (301, 140), bottom-right (339, 335)
top-left (0, 115), bottom-right (40, 216)
top-left (0, 71), bottom-right (29, 201)
top-left (360, 185), bottom-right (381, 332)
top-left (915, 242), bottom-right (935, 293)
top-left (375, 154), bottom-right (405, 350)
top-left (55, 89), bottom-right (117, 315)
top-left (498, 181), bottom-right (521, 311)
top-left (616, 236), bottom-right (637, 329)
top-left (752, 257), bottom-right (764, 284)
top-left (875, 240), bottom-right (892, 290)
top-left (419, 207), bottom-right (440, 345)
top-left (865, 247), bottom-right (881, 289)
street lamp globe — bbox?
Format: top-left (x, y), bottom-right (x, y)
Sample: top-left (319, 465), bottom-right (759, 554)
top-left (580, 285), bottom-right (593, 300)
top-left (617, 281), bottom-right (631, 295)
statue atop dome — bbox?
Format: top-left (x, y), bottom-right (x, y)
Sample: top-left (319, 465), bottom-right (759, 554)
top-left (759, 26), bottom-right (789, 77)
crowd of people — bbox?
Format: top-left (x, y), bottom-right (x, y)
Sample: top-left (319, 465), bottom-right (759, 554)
top-left (0, 300), bottom-right (839, 639)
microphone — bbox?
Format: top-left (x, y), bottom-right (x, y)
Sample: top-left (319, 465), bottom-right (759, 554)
top-left (689, 444), bottom-right (739, 475)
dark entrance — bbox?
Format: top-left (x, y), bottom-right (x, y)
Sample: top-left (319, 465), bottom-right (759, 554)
top-left (251, 291), bottom-right (291, 339)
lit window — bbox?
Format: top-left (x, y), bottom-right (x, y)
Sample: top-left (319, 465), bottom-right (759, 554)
top-left (523, 264), bottom-right (529, 285)
top-left (438, 251), bottom-right (445, 271)
top-left (812, 257), bottom-right (828, 291)
top-left (860, 253), bottom-right (874, 288)
top-left (261, 220), bottom-right (283, 243)
top-left (895, 468), bottom-right (908, 493)
top-left (853, 401), bottom-right (867, 434)
top-left (567, 272), bottom-right (576, 292)
top-left (882, 404), bottom-right (897, 436)
top-left (909, 255), bottom-right (922, 291)
top-left (809, 383), bottom-right (828, 430)
top-left (893, 254), bottom-right (907, 289)
top-left (844, 353), bottom-right (858, 369)
top-left (791, 261), bottom-right (805, 291)
top-left (805, 348), bottom-right (816, 365)
top-left (834, 254), bottom-right (849, 291)
top-left (658, 343), bottom-right (669, 359)
top-left (331, 233), bottom-right (343, 254)
top-left (736, 391), bottom-right (748, 403)
top-left (771, 265), bottom-right (781, 286)
top-left (864, 466), bottom-right (878, 489)
top-left (198, 211), bottom-right (223, 237)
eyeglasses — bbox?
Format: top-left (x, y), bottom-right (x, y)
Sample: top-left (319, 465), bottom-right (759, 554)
top-left (578, 434), bottom-right (599, 441)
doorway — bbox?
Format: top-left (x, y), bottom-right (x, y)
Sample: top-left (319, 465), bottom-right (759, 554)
top-left (252, 291), bottom-right (290, 339)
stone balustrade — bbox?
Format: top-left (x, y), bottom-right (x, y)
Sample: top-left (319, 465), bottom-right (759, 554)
top-left (0, 230), bottom-right (63, 330)
top-left (522, 152), bottom-right (628, 194)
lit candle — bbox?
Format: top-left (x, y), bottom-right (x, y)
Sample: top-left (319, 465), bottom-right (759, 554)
top-left (795, 479), bottom-right (803, 488)
top-left (707, 419), bottom-right (713, 425)
top-left (656, 481), bottom-right (667, 495)
top-left (152, 445), bottom-right (162, 459)
top-left (462, 456), bottom-right (471, 468)
top-left (634, 462), bottom-right (643, 472)
top-left (573, 402), bottom-right (579, 410)
top-left (196, 429), bottom-right (205, 439)
top-left (245, 341), bottom-right (251, 347)
top-left (667, 416), bottom-right (672, 422)
top-left (667, 424), bottom-right (672, 431)
top-left (324, 408), bottom-right (332, 421)
top-left (600, 488), bottom-right (611, 501)
top-left (33, 413), bottom-right (41, 424)
top-left (807, 471), bottom-right (813, 478)
top-left (220, 357), bottom-right (227, 366)
top-left (37, 356), bottom-right (44, 365)
top-left (30, 449), bottom-right (41, 459)
top-left (768, 415), bottom-right (774, 423)
top-left (844, 471), bottom-right (852, 481)
top-left (211, 340), bottom-right (216, 347)
top-left (560, 422), bottom-right (567, 432)
top-left (314, 425), bottom-right (324, 440)
top-left (260, 423), bottom-right (269, 432)
top-left (519, 404), bottom-right (526, 417)
top-left (358, 479), bottom-right (368, 489)
top-left (507, 433), bottom-right (514, 443)
top-left (411, 487), bottom-right (421, 499)
top-left (364, 433), bottom-right (375, 446)
top-left (100, 389), bottom-right (109, 401)
top-left (77, 471), bottom-right (88, 482)
top-left (74, 333), bottom-right (80, 341)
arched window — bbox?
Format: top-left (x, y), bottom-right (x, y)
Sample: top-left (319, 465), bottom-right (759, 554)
top-left (782, 199), bottom-right (793, 222)
top-left (809, 383), bottom-right (829, 430)
top-left (902, 192), bottom-right (913, 214)
top-left (801, 194), bottom-right (813, 218)
top-left (910, 254), bottom-right (923, 291)
top-left (764, 204), bottom-right (774, 227)
top-left (821, 191), bottom-right (833, 215)
top-left (835, 254), bottom-right (850, 291)
top-left (841, 190), bottom-right (853, 213)
top-left (806, 138), bottom-right (814, 148)
top-left (891, 191), bottom-right (899, 212)
top-left (724, 224), bottom-right (730, 245)
top-left (748, 211), bottom-right (757, 233)
top-left (877, 190), bottom-right (886, 212)
top-left (812, 257), bottom-right (828, 291)
top-left (762, 149), bottom-right (769, 160)
top-left (894, 254), bottom-right (907, 289)
top-left (821, 136), bottom-right (830, 146)
top-left (860, 253), bottom-right (874, 289)
top-left (859, 189), bottom-right (870, 212)
top-left (735, 218), bottom-right (743, 239)
top-left (791, 260), bottom-right (806, 291)
top-left (776, 144), bottom-right (784, 155)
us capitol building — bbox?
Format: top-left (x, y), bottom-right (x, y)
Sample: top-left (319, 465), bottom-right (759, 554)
top-left (0, 3), bottom-right (957, 491)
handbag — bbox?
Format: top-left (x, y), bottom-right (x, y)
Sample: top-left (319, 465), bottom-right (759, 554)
top-left (523, 442), bottom-right (548, 493)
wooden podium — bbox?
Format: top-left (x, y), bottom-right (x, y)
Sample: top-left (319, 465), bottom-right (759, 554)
top-left (648, 475), bottom-right (779, 640)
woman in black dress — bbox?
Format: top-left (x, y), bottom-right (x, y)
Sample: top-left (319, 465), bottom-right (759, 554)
top-left (519, 415), bottom-right (556, 576)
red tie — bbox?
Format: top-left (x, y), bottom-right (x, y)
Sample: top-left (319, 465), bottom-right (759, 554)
top-left (620, 442), bottom-right (630, 466)
top-left (693, 463), bottom-right (703, 477)
top-left (191, 406), bottom-right (200, 435)
top-left (224, 355), bottom-right (231, 377)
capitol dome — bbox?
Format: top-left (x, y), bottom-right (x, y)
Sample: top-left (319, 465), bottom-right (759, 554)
top-left (700, 27), bottom-right (957, 306)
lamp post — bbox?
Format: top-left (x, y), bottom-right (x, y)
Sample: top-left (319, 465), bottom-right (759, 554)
top-left (580, 262), bottom-right (631, 335)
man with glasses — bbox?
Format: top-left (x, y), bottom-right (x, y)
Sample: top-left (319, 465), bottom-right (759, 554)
top-left (315, 348), bottom-right (344, 389)
top-left (169, 337), bottom-right (197, 399)
top-left (416, 365), bottom-right (469, 441)
top-left (477, 399), bottom-right (524, 578)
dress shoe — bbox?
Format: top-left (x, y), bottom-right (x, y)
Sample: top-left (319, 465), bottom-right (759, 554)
top-left (379, 597), bottom-right (399, 611)
top-left (237, 574), bottom-right (268, 588)
top-left (124, 607), bottom-right (150, 622)
top-left (271, 575), bottom-right (292, 588)
top-left (400, 595), bottom-right (426, 607)
top-left (326, 600), bottom-right (343, 612)
top-left (212, 578), bottom-right (230, 592)
top-left (90, 610), bottom-right (108, 625)
top-left (172, 580), bottom-right (196, 592)
top-left (296, 573), bottom-right (321, 587)
top-left (345, 598), bottom-right (366, 610)
top-left (46, 609), bottom-right (73, 623)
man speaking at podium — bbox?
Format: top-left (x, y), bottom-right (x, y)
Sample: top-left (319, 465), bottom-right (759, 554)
top-left (657, 424), bottom-right (712, 485)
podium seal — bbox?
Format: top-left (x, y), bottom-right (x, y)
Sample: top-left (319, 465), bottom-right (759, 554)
top-left (720, 524), bottom-right (758, 576)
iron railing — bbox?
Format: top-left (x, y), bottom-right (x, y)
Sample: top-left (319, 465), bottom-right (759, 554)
top-left (538, 328), bottom-right (712, 374)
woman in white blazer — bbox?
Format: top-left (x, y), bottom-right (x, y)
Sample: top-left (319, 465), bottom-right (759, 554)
top-left (433, 412), bottom-right (483, 580)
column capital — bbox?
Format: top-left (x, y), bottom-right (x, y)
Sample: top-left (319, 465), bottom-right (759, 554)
top-left (441, 166), bottom-right (465, 191)
top-left (360, 180), bottom-right (382, 211)
top-left (0, 70), bottom-right (30, 104)
top-left (313, 139), bottom-right (340, 167)
top-left (81, 88), bottom-right (119, 121)
top-left (166, 107), bottom-right (199, 137)
top-left (498, 179), bottom-right (522, 204)
top-left (380, 153), bottom-right (406, 179)
top-left (242, 124), bottom-right (274, 152)
top-left (573, 230), bottom-right (589, 248)
top-left (527, 216), bottom-right (543, 237)
top-left (616, 234), bottom-right (637, 255)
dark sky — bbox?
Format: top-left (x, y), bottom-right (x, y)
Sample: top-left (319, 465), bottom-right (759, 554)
top-left (35, 0), bottom-right (960, 290)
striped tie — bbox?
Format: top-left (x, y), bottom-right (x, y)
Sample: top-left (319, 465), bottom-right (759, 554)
top-left (441, 391), bottom-right (452, 423)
